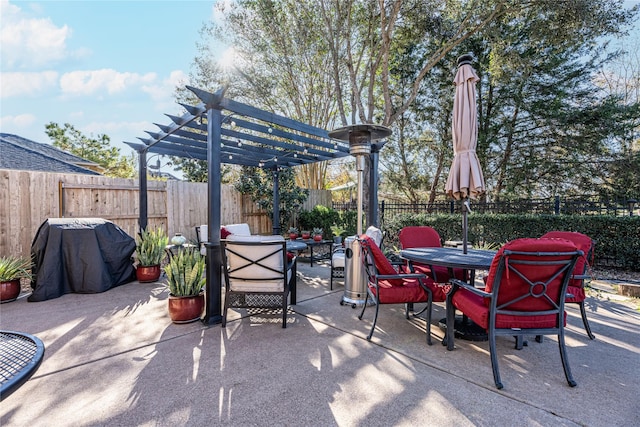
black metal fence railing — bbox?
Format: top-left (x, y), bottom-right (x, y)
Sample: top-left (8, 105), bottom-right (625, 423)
top-left (332, 196), bottom-right (638, 220)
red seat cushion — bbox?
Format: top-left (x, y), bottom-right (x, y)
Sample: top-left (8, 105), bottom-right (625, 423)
top-left (360, 234), bottom-right (403, 285)
top-left (541, 231), bottom-right (593, 303)
top-left (453, 237), bottom-right (577, 329)
top-left (399, 263), bottom-right (449, 302)
top-left (370, 278), bottom-right (430, 304)
top-left (452, 290), bottom-right (566, 329)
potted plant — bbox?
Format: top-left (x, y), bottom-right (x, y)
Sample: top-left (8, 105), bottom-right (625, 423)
top-left (301, 230), bottom-right (311, 239)
top-left (0, 255), bottom-right (32, 303)
top-left (288, 227), bottom-right (299, 240)
top-left (164, 248), bottom-right (206, 323)
top-left (331, 225), bottom-right (346, 244)
top-left (313, 227), bottom-right (323, 241)
top-left (135, 227), bottom-right (168, 282)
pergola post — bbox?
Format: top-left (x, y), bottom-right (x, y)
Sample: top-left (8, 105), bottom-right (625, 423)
top-left (138, 149), bottom-right (148, 232)
top-left (272, 167), bottom-right (280, 235)
top-left (204, 108), bottom-right (223, 325)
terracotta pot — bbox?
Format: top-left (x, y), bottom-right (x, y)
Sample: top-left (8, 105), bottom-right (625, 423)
top-left (168, 293), bottom-right (205, 323)
top-left (136, 264), bottom-right (161, 282)
top-left (313, 235), bottom-right (322, 241)
top-left (1, 279), bottom-right (21, 303)
top-left (301, 232), bottom-right (311, 239)
top-left (289, 233), bottom-right (298, 240)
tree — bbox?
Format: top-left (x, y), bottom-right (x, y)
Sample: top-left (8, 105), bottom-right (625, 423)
top-left (44, 122), bottom-right (136, 178)
top-left (187, 0), bottom-right (638, 202)
top-left (234, 166), bottom-right (309, 231)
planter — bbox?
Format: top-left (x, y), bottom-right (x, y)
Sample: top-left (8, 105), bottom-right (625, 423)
top-left (289, 233), bottom-right (298, 240)
top-left (171, 233), bottom-right (187, 246)
top-left (0, 279), bottom-right (21, 303)
top-left (136, 264), bottom-right (161, 282)
top-left (301, 232), bottom-right (311, 239)
top-left (313, 235), bottom-right (323, 241)
top-left (168, 293), bottom-right (205, 323)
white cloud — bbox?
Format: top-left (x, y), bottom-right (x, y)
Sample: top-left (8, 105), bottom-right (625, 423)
top-left (0, 113), bottom-right (37, 128)
top-left (0, 71), bottom-right (58, 98)
top-left (0, 0), bottom-right (77, 69)
top-left (59, 69), bottom-right (157, 97)
top-left (141, 70), bottom-right (189, 105)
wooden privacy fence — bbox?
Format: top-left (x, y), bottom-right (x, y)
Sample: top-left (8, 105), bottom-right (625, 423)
top-left (0, 169), bottom-right (331, 259)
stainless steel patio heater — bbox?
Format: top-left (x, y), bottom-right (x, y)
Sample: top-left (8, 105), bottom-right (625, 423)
top-left (329, 124), bottom-right (391, 307)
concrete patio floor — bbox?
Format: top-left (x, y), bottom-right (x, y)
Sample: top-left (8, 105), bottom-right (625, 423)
top-left (1, 261), bottom-right (639, 426)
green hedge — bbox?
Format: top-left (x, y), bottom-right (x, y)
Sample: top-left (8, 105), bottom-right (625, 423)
top-left (383, 213), bottom-right (640, 271)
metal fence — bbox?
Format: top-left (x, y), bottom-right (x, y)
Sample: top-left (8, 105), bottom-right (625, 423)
top-left (333, 195), bottom-right (639, 220)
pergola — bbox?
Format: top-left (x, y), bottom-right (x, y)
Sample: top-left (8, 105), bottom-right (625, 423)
top-left (126, 85), bottom-right (365, 324)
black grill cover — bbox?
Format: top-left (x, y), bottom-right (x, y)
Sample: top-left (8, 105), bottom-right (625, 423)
top-left (29, 218), bottom-right (136, 302)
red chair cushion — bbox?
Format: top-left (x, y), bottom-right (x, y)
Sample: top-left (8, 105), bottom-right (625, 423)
top-left (399, 226), bottom-right (442, 249)
top-left (483, 238), bottom-right (578, 310)
top-left (221, 227), bottom-right (232, 239)
top-left (452, 290), bottom-right (566, 329)
top-left (360, 234), bottom-right (403, 285)
top-left (370, 278), bottom-right (430, 304)
top-left (541, 231), bottom-right (593, 301)
top-left (400, 263), bottom-right (449, 302)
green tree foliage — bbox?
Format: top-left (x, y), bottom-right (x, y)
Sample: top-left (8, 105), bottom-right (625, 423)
top-left (187, 0), bottom-right (638, 202)
top-left (44, 122), bottom-right (136, 178)
top-left (234, 166), bottom-right (309, 231)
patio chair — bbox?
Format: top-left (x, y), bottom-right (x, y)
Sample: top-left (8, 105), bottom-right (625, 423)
top-left (221, 235), bottom-right (297, 328)
top-left (358, 234), bottom-right (442, 345)
top-left (398, 226), bottom-right (464, 283)
top-left (445, 237), bottom-right (582, 389)
top-left (541, 231), bottom-right (596, 340)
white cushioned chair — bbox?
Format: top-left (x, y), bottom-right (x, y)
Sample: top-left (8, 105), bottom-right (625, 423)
top-left (221, 234), bottom-right (297, 328)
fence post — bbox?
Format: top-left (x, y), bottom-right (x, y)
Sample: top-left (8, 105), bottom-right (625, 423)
top-left (554, 195), bottom-right (560, 215)
top-left (450, 200), bottom-right (455, 214)
top-left (380, 200), bottom-right (385, 226)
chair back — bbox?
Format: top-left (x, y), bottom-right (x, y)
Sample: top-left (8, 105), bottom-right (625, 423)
top-left (540, 231), bottom-right (594, 288)
top-left (221, 235), bottom-right (289, 292)
top-left (359, 234), bottom-right (403, 286)
top-left (399, 226), bottom-right (442, 249)
top-left (484, 238), bottom-right (582, 315)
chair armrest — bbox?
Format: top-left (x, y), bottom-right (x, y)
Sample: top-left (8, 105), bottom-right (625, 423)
top-left (449, 278), bottom-right (491, 298)
top-left (376, 273), bottom-right (427, 281)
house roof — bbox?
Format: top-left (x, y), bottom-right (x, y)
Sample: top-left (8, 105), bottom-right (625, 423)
top-left (0, 133), bottom-right (101, 175)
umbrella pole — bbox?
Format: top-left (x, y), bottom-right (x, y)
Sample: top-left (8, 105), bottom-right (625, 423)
top-left (462, 197), bottom-right (470, 254)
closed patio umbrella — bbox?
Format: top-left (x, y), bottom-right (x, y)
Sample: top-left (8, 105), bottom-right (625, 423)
top-left (445, 54), bottom-right (485, 253)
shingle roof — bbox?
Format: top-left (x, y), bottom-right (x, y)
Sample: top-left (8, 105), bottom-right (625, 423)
top-left (0, 133), bottom-right (101, 175)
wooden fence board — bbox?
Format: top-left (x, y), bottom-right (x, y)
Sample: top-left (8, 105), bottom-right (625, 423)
top-left (0, 169), bottom-right (331, 258)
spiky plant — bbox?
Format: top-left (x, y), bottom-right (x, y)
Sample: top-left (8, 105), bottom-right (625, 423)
top-left (164, 248), bottom-right (206, 297)
top-left (0, 256), bottom-right (32, 281)
top-left (136, 227), bottom-right (168, 266)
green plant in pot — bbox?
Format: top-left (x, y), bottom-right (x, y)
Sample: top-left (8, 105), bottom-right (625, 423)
top-left (135, 227), bottom-right (168, 282)
top-left (0, 255), bottom-right (32, 303)
top-left (330, 225), bottom-right (346, 244)
top-left (313, 227), bottom-right (323, 241)
top-left (164, 248), bottom-right (206, 323)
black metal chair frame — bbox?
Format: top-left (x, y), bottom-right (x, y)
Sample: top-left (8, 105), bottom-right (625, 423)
top-left (446, 248), bottom-right (582, 389)
top-left (357, 237), bottom-right (436, 345)
top-left (221, 240), bottom-right (297, 328)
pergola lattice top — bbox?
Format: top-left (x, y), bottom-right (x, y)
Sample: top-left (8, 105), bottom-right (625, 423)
top-left (125, 86), bottom-right (351, 169)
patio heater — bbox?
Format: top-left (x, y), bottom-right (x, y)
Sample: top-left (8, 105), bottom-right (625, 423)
top-left (329, 124), bottom-right (391, 307)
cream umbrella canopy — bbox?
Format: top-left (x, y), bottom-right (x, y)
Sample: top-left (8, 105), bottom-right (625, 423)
top-left (445, 54), bottom-right (485, 253)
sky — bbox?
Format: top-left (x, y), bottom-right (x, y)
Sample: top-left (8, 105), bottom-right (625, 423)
top-left (1, 0), bottom-right (639, 178)
top-left (1, 0), bottom-right (223, 175)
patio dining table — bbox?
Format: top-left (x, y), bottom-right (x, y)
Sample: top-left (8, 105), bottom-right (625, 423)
top-left (400, 247), bottom-right (497, 342)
